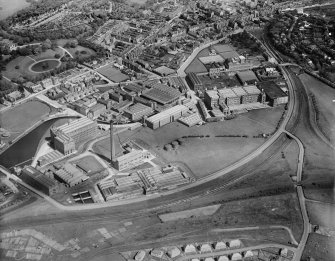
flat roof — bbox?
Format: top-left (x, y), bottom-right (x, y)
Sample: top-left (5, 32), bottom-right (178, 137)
top-left (199, 55), bottom-right (224, 64)
top-left (154, 66), bottom-right (176, 76)
top-left (232, 87), bottom-right (247, 96)
top-left (56, 117), bottom-right (96, 135)
top-left (258, 81), bottom-right (288, 99)
top-left (97, 65), bottom-right (129, 83)
top-left (243, 85), bottom-right (261, 95)
top-left (236, 70), bottom-right (258, 82)
top-left (147, 105), bottom-right (188, 123)
top-left (218, 88), bottom-right (237, 98)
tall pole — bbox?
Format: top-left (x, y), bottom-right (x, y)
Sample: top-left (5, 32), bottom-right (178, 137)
top-left (110, 121), bottom-right (115, 164)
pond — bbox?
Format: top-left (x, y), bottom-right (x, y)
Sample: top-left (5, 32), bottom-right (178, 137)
top-left (31, 59), bottom-right (61, 73)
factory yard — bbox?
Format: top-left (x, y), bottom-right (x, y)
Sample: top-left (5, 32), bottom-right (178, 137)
top-left (93, 105), bottom-right (285, 178)
top-left (0, 101), bottom-right (51, 142)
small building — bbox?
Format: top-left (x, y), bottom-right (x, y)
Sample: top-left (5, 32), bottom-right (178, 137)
top-left (166, 247), bottom-right (181, 258)
top-left (135, 250), bottom-right (146, 261)
top-left (231, 253), bottom-right (243, 260)
top-left (151, 249), bottom-right (164, 258)
top-left (20, 166), bottom-right (57, 196)
top-left (244, 250), bottom-right (254, 258)
top-left (214, 241), bottom-right (227, 250)
top-left (200, 243), bottom-right (212, 253)
top-left (184, 244), bottom-right (197, 254)
top-left (229, 239), bottom-right (242, 248)
top-left (218, 256), bottom-right (229, 261)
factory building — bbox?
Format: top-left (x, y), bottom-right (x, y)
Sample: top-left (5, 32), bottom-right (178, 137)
top-left (218, 88), bottom-right (240, 106)
top-left (20, 166), bottom-right (57, 196)
top-left (51, 117), bottom-right (98, 154)
top-left (123, 103), bottom-right (154, 121)
top-left (257, 81), bottom-right (288, 106)
top-left (236, 70), bottom-right (259, 85)
top-left (186, 73), bottom-right (203, 92)
top-left (53, 163), bottom-right (89, 187)
top-left (178, 113), bottom-right (202, 127)
top-left (204, 90), bottom-right (220, 109)
top-left (145, 105), bottom-right (189, 129)
top-left (141, 83), bottom-right (181, 105)
top-left (241, 85), bottom-right (261, 104)
top-left (113, 150), bottom-right (149, 171)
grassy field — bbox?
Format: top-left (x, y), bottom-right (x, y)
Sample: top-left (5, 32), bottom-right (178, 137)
top-left (306, 201), bottom-right (335, 229)
top-left (93, 106), bottom-right (285, 177)
top-left (185, 58), bottom-right (208, 74)
top-left (3, 56), bottom-right (36, 80)
top-left (299, 73), bottom-right (335, 143)
top-left (66, 45), bottom-right (96, 60)
top-left (3, 47), bottom-right (64, 80)
top-left (302, 233), bottom-right (335, 261)
top-left (0, 101), bottom-right (51, 141)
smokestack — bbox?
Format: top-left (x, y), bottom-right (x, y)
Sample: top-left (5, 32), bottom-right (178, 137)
top-left (110, 121), bottom-right (115, 164)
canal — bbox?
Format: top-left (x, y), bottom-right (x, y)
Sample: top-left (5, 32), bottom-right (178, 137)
top-left (0, 117), bottom-right (75, 169)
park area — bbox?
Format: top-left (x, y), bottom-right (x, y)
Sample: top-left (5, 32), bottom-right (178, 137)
top-left (93, 105), bottom-right (285, 178)
top-left (0, 101), bottom-right (51, 142)
top-left (3, 47), bottom-right (64, 81)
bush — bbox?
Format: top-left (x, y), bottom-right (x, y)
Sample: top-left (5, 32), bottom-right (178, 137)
top-left (15, 65), bottom-right (20, 69)
top-left (54, 53), bottom-right (61, 59)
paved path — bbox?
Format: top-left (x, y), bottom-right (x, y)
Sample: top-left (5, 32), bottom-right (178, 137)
top-left (58, 46), bottom-right (73, 58)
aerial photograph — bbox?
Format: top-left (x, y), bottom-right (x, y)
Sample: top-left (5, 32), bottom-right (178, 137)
top-left (0, 0), bottom-right (334, 260)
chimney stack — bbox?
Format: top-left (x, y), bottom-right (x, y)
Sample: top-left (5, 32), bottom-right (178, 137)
top-left (110, 121), bottom-right (115, 164)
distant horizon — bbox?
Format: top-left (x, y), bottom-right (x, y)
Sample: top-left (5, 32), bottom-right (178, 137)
top-left (0, 0), bottom-right (30, 20)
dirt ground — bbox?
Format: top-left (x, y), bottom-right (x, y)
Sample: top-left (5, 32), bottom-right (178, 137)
top-left (302, 233), bottom-right (335, 261)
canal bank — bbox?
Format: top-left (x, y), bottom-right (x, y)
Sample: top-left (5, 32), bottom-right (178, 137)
top-left (0, 117), bottom-right (77, 169)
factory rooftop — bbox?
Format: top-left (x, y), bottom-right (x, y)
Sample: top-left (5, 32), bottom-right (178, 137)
top-left (55, 117), bottom-right (95, 135)
top-left (258, 81), bottom-right (288, 99)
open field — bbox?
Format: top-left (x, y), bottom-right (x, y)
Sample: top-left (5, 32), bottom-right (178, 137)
top-left (299, 73), bottom-right (335, 143)
top-left (3, 56), bottom-right (36, 80)
top-left (93, 106), bottom-right (284, 177)
top-left (302, 233), bottom-right (335, 261)
top-left (306, 201), bottom-right (335, 229)
top-left (3, 47), bottom-right (64, 80)
top-left (0, 101), bottom-right (50, 141)
top-left (159, 204), bottom-right (221, 222)
top-left (66, 46), bottom-right (96, 60)
top-left (185, 57), bottom-right (208, 74)
top-left (29, 47), bottom-right (63, 62)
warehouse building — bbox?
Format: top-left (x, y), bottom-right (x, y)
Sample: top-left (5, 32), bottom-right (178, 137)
top-left (51, 117), bottom-right (98, 154)
top-left (236, 70), bottom-right (259, 85)
top-left (53, 163), bottom-right (89, 187)
top-left (20, 166), bottom-right (57, 196)
top-left (178, 113), bottom-right (202, 127)
top-left (145, 105), bottom-right (189, 129)
top-left (186, 73), bottom-right (203, 92)
top-left (123, 103), bottom-right (154, 121)
top-left (204, 90), bottom-right (220, 109)
top-left (141, 83), bottom-right (181, 105)
top-left (257, 81), bottom-right (288, 106)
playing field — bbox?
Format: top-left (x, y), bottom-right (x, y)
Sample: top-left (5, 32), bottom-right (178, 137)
top-left (0, 101), bottom-right (51, 141)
